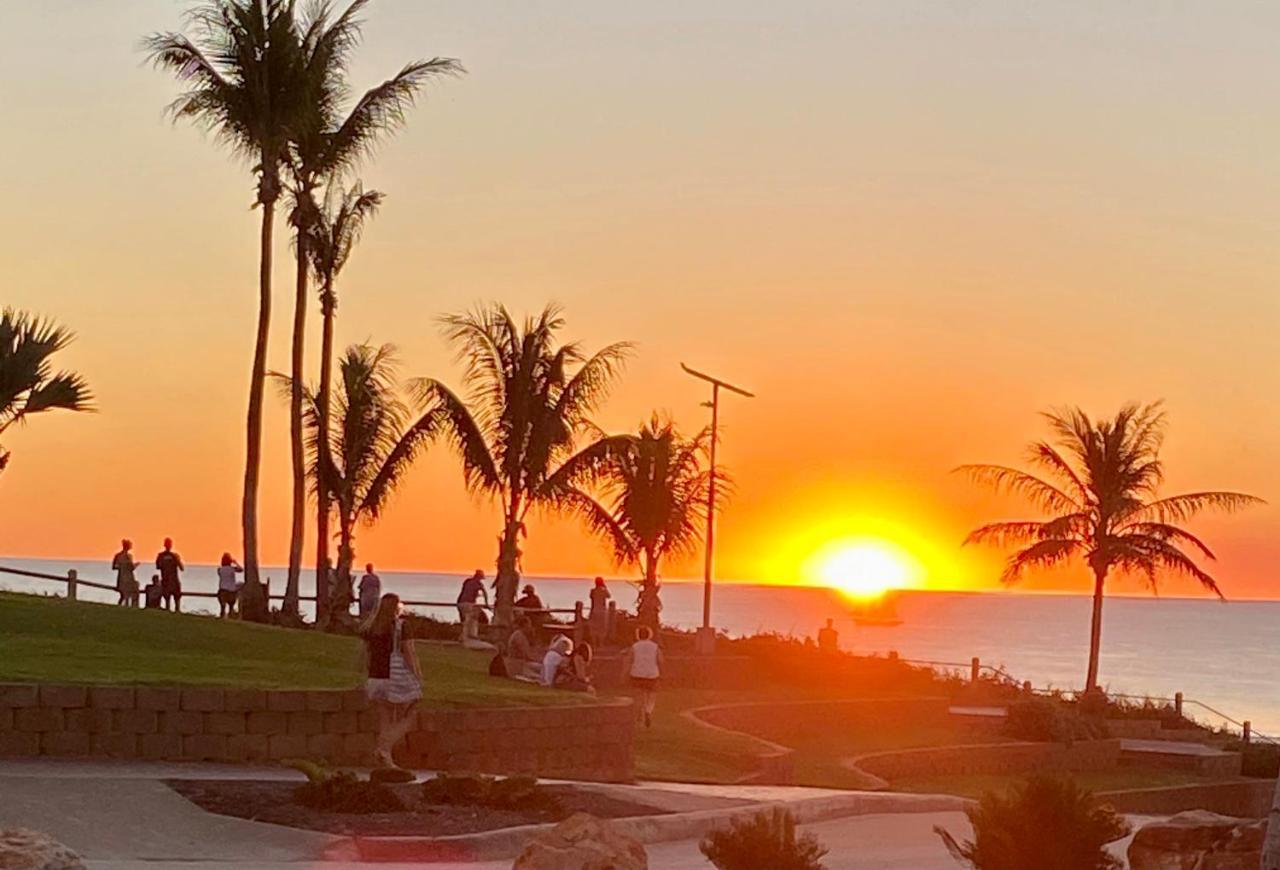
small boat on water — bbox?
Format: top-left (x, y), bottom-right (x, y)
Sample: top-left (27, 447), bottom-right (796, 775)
top-left (853, 592), bottom-right (903, 627)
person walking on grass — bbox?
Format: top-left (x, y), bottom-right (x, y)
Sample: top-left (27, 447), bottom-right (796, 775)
top-left (156, 537), bottom-right (185, 612)
top-left (112, 539), bottom-right (139, 607)
top-left (362, 593), bottom-right (422, 769)
top-left (216, 553), bottom-right (242, 619)
top-left (622, 625), bottom-right (663, 728)
top-left (358, 563), bottom-right (381, 617)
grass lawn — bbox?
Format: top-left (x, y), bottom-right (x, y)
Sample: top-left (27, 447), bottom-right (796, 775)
top-left (0, 592), bottom-right (587, 708)
top-left (892, 768), bottom-right (1226, 799)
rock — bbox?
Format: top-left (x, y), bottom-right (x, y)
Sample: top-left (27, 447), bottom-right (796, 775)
top-left (0, 829), bottom-right (85, 870)
top-left (513, 813), bottom-right (647, 870)
top-left (369, 767), bottom-right (416, 784)
top-left (1128, 810), bottom-right (1266, 870)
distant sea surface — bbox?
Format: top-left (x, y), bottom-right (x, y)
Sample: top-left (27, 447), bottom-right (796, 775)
top-left (4, 556), bottom-right (1278, 733)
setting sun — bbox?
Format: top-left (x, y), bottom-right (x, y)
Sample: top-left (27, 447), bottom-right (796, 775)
top-left (808, 538), bottom-right (923, 599)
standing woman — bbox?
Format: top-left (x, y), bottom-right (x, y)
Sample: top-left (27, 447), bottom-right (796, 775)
top-left (112, 539), bottom-right (139, 607)
top-left (621, 625), bottom-right (663, 728)
top-left (215, 553), bottom-right (242, 618)
top-left (588, 577), bottom-right (611, 646)
top-left (362, 593), bottom-right (422, 768)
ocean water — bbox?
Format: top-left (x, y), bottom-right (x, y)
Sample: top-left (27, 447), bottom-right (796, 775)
top-left (3, 556), bottom-right (1278, 734)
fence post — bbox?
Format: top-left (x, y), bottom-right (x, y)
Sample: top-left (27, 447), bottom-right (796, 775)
top-left (970, 657), bottom-right (981, 683)
top-left (887, 650), bottom-right (898, 662)
top-left (573, 601), bottom-right (585, 645)
top-left (1243, 721), bottom-right (1252, 745)
top-left (607, 600), bottom-right (617, 643)
top-left (1022, 681), bottom-right (1033, 693)
top-left (66, 569), bottom-right (78, 601)
top-left (1174, 692), bottom-right (1183, 718)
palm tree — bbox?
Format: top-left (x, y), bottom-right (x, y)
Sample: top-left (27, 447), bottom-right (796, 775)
top-left (576, 416), bottom-right (720, 630)
top-left (958, 402), bottom-right (1260, 693)
top-left (280, 0), bottom-right (460, 617)
top-left (416, 304), bottom-right (632, 626)
top-left (304, 183), bottom-right (383, 619)
top-left (285, 344), bottom-right (435, 621)
top-left (0, 309), bottom-right (92, 477)
top-left (145, 0), bottom-right (305, 598)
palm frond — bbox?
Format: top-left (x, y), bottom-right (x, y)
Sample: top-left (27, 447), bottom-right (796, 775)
top-left (412, 377), bottom-right (500, 493)
top-left (953, 464), bottom-right (1081, 513)
top-left (1000, 539), bottom-right (1082, 585)
top-left (1130, 492), bottom-right (1265, 524)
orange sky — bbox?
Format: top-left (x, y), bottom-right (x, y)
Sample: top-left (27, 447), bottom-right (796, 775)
top-left (2, 2), bottom-right (1278, 598)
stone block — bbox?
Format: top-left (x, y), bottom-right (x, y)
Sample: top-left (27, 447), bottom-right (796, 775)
top-left (246, 711), bottom-right (288, 736)
top-left (340, 688), bottom-right (370, 711)
top-left (181, 688), bottom-right (225, 712)
top-left (356, 709), bottom-right (379, 732)
top-left (0, 709), bottom-right (11, 732)
top-left (406, 731), bottom-right (434, 754)
top-left (306, 733), bottom-right (343, 760)
top-left (204, 712), bottom-right (247, 736)
top-left (1128, 810), bottom-right (1264, 870)
top-left (161, 710), bottom-right (204, 736)
top-left (287, 711), bottom-right (324, 736)
top-left (138, 733), bottom-right (182, 760)
top-left (15, 708), bottom-right (63, 733)
top-left (341, 732), bottom-right (376, 764)
top-left (64, 708), bottom-right (114, 734)
top-left (266, 691), bottom-right (308, 712)
top-left (38, 686), bottom-right (87, 708)
top-left (323, 711), bottom-right (359, 734)
top-left (0, 732), bottom-right (40, 756)
top-left (222, 689), bottom-right (267, 712)
top-left (42, 732), bottom-right (90, 756)
top-left (91, 733), bottom-right (138, 758)
top-left (267, 734), bottom-right (309, 760)
top-left (114, 710), bottom-right (158, 735)
top-left (135, 687), bottom-right (181, 712)
top-left (226, 734), bottom-right (270, 764)
top-left (88, 686), bottom-right (136, 710)
top-left (0, 685), bottom-right (39, 708)
top-left (306, 691), bottom-right (343, 712)
top-left (182, 733), bottom-right (229, 761)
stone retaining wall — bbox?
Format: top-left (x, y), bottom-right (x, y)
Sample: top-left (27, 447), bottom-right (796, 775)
top-left (0, 684), bottom-right (633, 782)
top-left (1099, 779), bottom-right (1277, 819)
top-left (851, 738), bottom-right (1122, 782)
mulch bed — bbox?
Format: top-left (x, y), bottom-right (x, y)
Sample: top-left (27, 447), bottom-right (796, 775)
top-left (167, 779), bottom-right (668, 837)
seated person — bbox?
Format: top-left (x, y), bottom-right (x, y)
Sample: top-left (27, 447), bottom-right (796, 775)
top-left (143, 575), bottom-right (163, 609)
top-left (514, 584), bottom-right (546, 628)
top-left (541, 635), bottom-right (573, 688)
top-left (557, 641), bottom-right (596, 694)
top-left (504, 617), bottom-right (542, 681)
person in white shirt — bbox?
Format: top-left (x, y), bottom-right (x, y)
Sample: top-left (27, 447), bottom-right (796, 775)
top-left (541, 635), bottom-right (573, 687)
top-left (216, 553), bottom-right (243, 619)
top-left (621, 625), bottom-right (664, 728)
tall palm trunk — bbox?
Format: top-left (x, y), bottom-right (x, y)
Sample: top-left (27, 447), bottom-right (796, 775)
top-left (333, 509), bottom-right (355, 617)
top-left (314, 283), bottom-right (336, 623)
top-left (638, 548), bottom-right (660, 630)
top-left (1084, 562), bottom-right (1107, 692)
top-left (240, 191), bottom-right (275, 624)
top-left (494, 511), bottom-right (522, 626)
top-left (284, 230), bottom-right (309, 617)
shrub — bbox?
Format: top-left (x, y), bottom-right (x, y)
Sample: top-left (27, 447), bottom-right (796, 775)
top-left (1005, 698), bottom-right (1108, 744)
top-left (293, 771), bottom-right (405, 814)
top-left (699, 808), bottom-right (827, 870)
top-left (1227, 740), bottom-right (1280, 778)
top-left (935, 776), bottom-right (1130, 870)
top-left (421, 773), bottom-right (552, 810)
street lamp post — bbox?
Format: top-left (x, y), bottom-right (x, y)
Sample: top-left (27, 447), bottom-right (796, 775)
top-left (681, 363), bottom-right (753, 655)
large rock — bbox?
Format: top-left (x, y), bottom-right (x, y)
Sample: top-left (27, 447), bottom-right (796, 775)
top-left (1128, 810), bottom-right (1265, 870)
top-left (513, 813), bottom-right (647, 870)
top-left (0, 829), bottom-right (85, 870)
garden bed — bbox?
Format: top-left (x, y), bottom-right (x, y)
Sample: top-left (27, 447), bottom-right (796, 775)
top-left (167, 779), bottom-right (668, 837)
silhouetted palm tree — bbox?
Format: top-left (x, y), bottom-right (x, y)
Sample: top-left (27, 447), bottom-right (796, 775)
top-left (303, 183), bottom-right (383, 618)
top-left (145, 0), bottom-right (305, 595)
top-left (958, 402), bottom-right (1260, 692)
top-left (577, 417), bottom-right (720, 629)
top-left (0, 309), bottom-right (92, 477)
top-left (285, 344), bottom-right (435, 621)
top-left (280, 1), bottom-right (460, 616)
top-left (416, 304), bottom-right (632, 625)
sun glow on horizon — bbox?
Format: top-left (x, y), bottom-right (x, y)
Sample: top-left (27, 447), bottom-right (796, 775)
top-left (806, 538), bottom-right (924, 600)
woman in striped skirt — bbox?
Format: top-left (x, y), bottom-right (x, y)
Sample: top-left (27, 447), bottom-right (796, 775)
top-left (361, 593), bottom-right (422, 768)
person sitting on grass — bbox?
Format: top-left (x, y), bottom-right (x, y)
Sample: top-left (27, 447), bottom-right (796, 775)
top-left (504, 616), bottom-right (542, 681)
top-left (622, 626), bottom-right (663, 728)
top-left (541, 635), bottom-right (573, 688)
top-left (362, 593), bottom-right (422, 769)
top-left (143, 574), bottom-right (163, 609)
top-left (557, 641), bottom-right (596, 694)
top-left (216, 553), bottom-right (242, 618)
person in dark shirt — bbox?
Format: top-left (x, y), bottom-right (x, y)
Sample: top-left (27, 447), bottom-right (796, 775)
top-left (144, 575), bottom-right (163, 609)
top-left (155, 538), bottom-right (185, 612)
top-left (514, 584), bottom-right (545, 629)
top-left (456, 569), bottom-right (488, 623)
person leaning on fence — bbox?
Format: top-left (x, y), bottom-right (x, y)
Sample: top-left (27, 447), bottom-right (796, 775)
top-left (111, 539), bottom-right (139, 607)
top-left (456, 569), bottom-right (488, 641)
top-left (358, 563), bottom-right (381, 617)
top-left (622, 626), bottom-right (664, 728)
top-left (216, 553), bottom-right (242, 618)
top-left (362, 593), bottom-right (422, 769)
top-left (588, 577), bottom-right (611, 645)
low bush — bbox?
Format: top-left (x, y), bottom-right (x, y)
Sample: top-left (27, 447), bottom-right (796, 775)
top-left (293, 772), bottom-right (405, 813)
top-left (935, 776), bottom-right (1130, 870)
top-left (699, 808), bottom-right (827, 870)
top-left (421, 773), bottom-right (552, 810)
top-left (1224, 740), bottom-right (1280, 778)
top-left (1005, 698), bottom-right (1108, 744)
